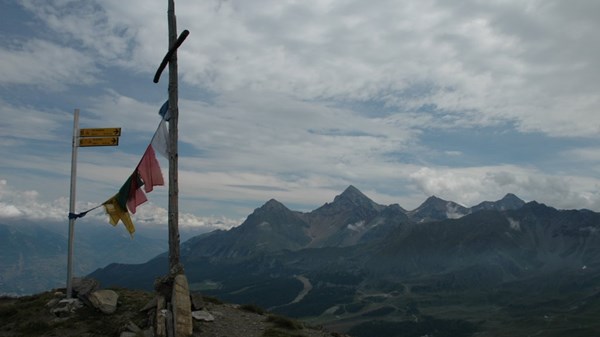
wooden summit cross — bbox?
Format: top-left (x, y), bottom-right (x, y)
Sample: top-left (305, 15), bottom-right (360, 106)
top-left (154, 0), bottom-right (190, 273)
top-left (153, 1), bottom-right (193, 336)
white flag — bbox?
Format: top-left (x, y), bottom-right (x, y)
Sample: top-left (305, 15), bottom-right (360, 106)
top-left (151, 119), bottom-right (169, 159)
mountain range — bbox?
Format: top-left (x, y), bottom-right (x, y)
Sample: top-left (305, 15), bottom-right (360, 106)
top-left (89, 186), bottom-right (600, 336)
top-left (0, 219), bottom-right (211, 296)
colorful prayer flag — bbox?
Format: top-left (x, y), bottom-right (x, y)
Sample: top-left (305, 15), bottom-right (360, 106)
top-left (151, 119), bottom-right (169, 159)
top-left (158, 100), bottom-right (171, 121)
top-left (127, 171), bottom-right (148, 214)
top-left (103, 195), bottom-right (135, 237)
top-left (98, 118), bottom-right (170, 236)
top-left (138, 145), bottom-right (165, 193)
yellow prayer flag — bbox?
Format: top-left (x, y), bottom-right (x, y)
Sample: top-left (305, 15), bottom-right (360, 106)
top-left (103, 195), bottom-right (136, 237)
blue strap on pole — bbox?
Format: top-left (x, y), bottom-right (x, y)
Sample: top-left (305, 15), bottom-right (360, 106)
top-left (67, 204), bottom-right (102, 220)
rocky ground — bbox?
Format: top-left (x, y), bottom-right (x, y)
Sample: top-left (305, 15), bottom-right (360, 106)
top-left (0, 288), bottom-right (347, 337)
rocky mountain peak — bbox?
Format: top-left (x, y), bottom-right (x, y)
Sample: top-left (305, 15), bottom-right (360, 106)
top-left (471, 193), bottom-right (526, 213)
top-left (414, 195), bottom-right (457, 212)
top-left (500, 193), bottom-right (525, 206)
top-left (260, 198), bottom-right (288, 211)
top-left (246, 198), bottom-right (303, 226)
top-left (410, 195), bottom-right (469, 222)
top-left (242, 199), bottom-right (294, 224)
top-left (332, 185), bottom-right (382, 210)
top-left (421, 195), bottom-right (446, 206)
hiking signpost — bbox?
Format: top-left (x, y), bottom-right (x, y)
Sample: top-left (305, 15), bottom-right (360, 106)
top-left (79, 128), bottom-right (121, 147)
top-left (66, 109), bottom-right (121, 298)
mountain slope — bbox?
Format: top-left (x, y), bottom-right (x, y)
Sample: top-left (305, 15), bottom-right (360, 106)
top-left (373, 201), bottom-right (600, 284)
top-left (183, 199), bottom-right (310, 259)
top-left (0, 223), bottom-right (66, 294)
top-left (407, 195), bottom-right (470, 222)
top-left (301, 185), bottom-right (396, 247)
top-left (0, 221), bottom-right (167, 295)
top-left (88, 187), bottom-right (600, 336)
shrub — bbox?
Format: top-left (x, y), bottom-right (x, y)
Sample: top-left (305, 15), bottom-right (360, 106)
top-left (0, 305), bottom-right (17, 318)
top-left (267, 314), bottom-right (304, 330)
top-left (262, 327), bottom-right (306, 337)
top-left (202, 295), bottom-right (224, 304)
top-left (18, 321), bottom-right (51, 334)
top-left (240, 303), bottom-right (267, 315)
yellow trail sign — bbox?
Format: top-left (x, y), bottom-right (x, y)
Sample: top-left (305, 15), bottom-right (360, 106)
top-left (80, 127), bottom-right (121, 137)
top-left (79, 137), bottom-right (119, 147)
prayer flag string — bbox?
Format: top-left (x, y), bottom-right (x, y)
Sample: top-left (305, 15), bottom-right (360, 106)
top-left (67, 108), bottom-right (170, 238)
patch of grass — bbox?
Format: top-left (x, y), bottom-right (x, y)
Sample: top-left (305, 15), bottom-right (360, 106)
top-left (262, 327), bottom-right (306, 337)
top-left (18, 321), bottom-right (51, 334)
top-left (348, 317), bottom-right (478, 337)
top-left (241, 303), bottom-right (267, 315)
top-left (345, 301), bottom-right (367, 313)
top-left (1, 289), bottom-right (155, 337)
top-left (213, 277), bottom-right (304, 308)
top-left (360, 306), bottom-right (396, 317)
top-left (267, 314), bottom-right (304, 330)
top-left (0, 305), bottom-right (17, 318)
top-left (202, 295), bottom-right (224, 304)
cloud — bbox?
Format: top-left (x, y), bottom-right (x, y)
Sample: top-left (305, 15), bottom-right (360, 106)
top-left (20, 0), bottom-right (136, 63)
top-left (563, 147), bottom-right (600, 164)
top-left (409, 165), bottom-right (600, 210)
top-left (168, 0), bottom-right (598, 137)
top-left (0, 178), bottom-right (238, 230)
top-left (0, 100), bottom-right (71, 141)
top-left (3, 0), bottom-right (600, 221)
top-left (13, 0), bottom-right (600, 138)
top-left (0, 179), bottom-right (67, 220)
top-left (0, 39), bottom-right (98, 88)
top-left (111, 200), bottom-right (239, 230)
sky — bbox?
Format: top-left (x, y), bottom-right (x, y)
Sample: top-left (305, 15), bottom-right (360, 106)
top-left (1, 0), bottom-right (599, 231)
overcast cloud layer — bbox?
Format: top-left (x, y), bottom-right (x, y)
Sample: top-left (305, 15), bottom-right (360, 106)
top-left (1, 0), bottom-right (599, 228)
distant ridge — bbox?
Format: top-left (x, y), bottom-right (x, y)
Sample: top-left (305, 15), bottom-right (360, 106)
top-left (91, 185), bottom-right (533, 281)
top-left (471, 193), bottom-right (526, 212)
top-left (89, 186), bottom-right (600, 337)
top-left (408, 195), bottom-right (470, 222)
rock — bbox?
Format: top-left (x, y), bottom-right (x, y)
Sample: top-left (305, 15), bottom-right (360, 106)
top-left (172, 274), bottom-right (193, 336)
top-left (46, 298), bottom-right (60, 307)
top-left (140, 296), bottom-right (158, 312)
top-left (166, 308), bottom-right (174, 337)
top-left (71, 277), bottom-right (99, 299)
top-left (120, 332), bottom-right (137, 337)
top-left (156, 296), bottom-right (167, 337)
top-left (190, 293), bottom-right (204, 310)
top-left (51, 298), bottom-right (83, 317)
top-left (154, 274), bottom-right (174, 299)
top-left (127, 320), bottom-right (142, 333)
top-left (124, 328), bottom-right (154, 337)
top-left (192, 310), bottom-right (215, 322)
top-left (88, 289), bottom-right (119, 314)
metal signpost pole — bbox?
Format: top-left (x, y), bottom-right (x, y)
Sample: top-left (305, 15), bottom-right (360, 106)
top-left (66, 108), bottom-right (80, 298)
top-left (65, 112), bottom-right (120, 298)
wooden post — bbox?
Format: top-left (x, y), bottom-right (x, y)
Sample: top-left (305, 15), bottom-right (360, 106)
top-left (154, 2), bottom-right (193, 335)
top-left (167, 0), bottom-right (181, 271)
